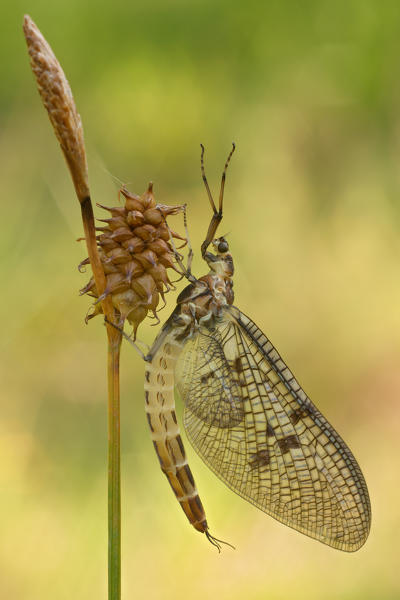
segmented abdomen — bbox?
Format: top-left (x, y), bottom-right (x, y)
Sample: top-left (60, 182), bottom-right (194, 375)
top-left (144, 337), bottom-right (207, 533)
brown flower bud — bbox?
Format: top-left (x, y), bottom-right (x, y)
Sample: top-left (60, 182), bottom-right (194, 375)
top-left (103, 262), bottom-right (120, 275)
top-left (98, 235), bottom-right (119, 252)
top-left (106, 272), bottom-right (130, 294)
top-left (147, 239), bottom-right (171, 255)
top-left (131, 273), bottom-right (157, 303)
top-left (98, 216), bottom-right (127, 230)
top-left (106, 247), bottom-right (132, 265)
top-left (112, 289), bottom-right (142, 320)
top-left (120, 188), bottom-right (143, 211)
top-left (111, 227), bottom-right (134, 242)
top-left (159, 252), bottom-right (180, 272)
top-left (148, 263), bottom-right (172, 288)
top-left (143, 208), bottom-right (163, 226)
top-left (135, 249), bottom-right (158, 270)
top-left (126, 306), bottom-right (148, 338)
top-left (120, 259), bottom-right (144, 281)
top-left (122, 237), bottom-right (146, 254)
top-left (80, 184), bottom-right (187, 337)
top-left (126, 210), bottom-right (145, 227)
top-left (133, 224), bottom-right (157, 242)
top-left (96, 203), bottom-right (127, 218)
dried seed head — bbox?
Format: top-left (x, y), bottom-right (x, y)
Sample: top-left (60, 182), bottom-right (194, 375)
top-left (23, 15), bottom-right (89, 202)
top-left (81, 184), bottom-right (186, 337)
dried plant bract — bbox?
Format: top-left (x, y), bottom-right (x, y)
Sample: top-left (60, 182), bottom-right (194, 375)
top-left (23, 15), bottom-right (89, 202)
top-left (81, 184), bottom-right (187, 338)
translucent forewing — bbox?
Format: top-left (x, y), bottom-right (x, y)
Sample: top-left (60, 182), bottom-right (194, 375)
top-left (176, 305), bottom-right (371, 551)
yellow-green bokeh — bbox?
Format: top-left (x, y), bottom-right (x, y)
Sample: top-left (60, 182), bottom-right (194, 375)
top-left (2, 1), bottom-right (400, 598)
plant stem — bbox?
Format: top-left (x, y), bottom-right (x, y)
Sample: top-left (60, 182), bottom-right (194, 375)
top-left (23, 16), bottom-right (123, 598)
top-left (81, 193), bottom-right (122, 600)
top-left (108, 329), bottom-right (122, 600)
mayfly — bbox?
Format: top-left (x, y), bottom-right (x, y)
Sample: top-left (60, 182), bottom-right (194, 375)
top-left (140, 144), bottom-right (371, 552)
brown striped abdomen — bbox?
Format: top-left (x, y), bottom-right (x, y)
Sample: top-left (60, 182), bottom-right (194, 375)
top-left (144, 337), bottom-right (208, 533)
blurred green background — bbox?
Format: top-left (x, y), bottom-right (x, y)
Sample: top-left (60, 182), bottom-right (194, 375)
top-left (2, 1), bottom-right (400, 598)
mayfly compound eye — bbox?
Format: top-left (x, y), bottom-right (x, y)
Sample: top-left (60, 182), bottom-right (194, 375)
top-left (217, 239), bottom-right (229, 253)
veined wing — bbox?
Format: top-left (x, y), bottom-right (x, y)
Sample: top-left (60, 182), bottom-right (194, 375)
top-left (175, 306), bottom-right (371, 551)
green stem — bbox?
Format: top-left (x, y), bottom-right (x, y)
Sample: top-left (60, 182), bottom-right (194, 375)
top-left (108, 328), bottom-right (122, 600)
top-left (23, 17), bottom-right (125, 597)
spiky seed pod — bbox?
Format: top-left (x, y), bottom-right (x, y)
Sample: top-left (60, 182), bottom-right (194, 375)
top-left (80, 184), bottom-right (185, 338)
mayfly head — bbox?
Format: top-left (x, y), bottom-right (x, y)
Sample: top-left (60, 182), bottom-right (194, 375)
top-left (204, 235), bottom-right (234, 278)
top-left (212, 236), bottom-right (229, 254)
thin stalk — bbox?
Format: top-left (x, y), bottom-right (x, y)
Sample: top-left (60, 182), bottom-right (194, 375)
top-left (23, 16), bottom-right (122, 599)
top-left (108, 330), bottom-right (122, 600)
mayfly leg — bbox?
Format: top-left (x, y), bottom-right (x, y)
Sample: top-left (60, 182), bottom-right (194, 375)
top-left (219, 142), bottom-right (236, 215)
top-left (182, 203), bottom-right (194, 276)
top-left (158, 209), bottom-right (197, 284)
top-left (200, 143), bottom-right (236, 257)
top-left (104, 317), bottom-right (148, 360)
top-left (200, 143), bottom-right (217, 215)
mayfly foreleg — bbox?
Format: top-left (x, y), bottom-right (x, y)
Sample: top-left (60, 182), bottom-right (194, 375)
top-left (158, 209), bottom-right (197, 284)
top-left (200, 143), bottom-right (236, 257)
top-left (200, 143), bottom-right (217, 213)
top-left (219, 142), bottom-right (236, 214)
top-left (168, 202), bottom-right (195, 278)
top-left (182, 203), bottom-right (194, 276)
top-left (200, 143), bottom-right (219, 258)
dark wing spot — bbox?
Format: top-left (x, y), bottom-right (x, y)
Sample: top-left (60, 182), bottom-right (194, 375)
top-left (277, 434), bottom-right (301, 454)
top-left (233, 356), bottom-right (243, 374)
top-left (266, 422), bottom-right (275, 437)
top-left (145, 370), bottom-right (150, 382)
top-left (304, 404), bottom-right (315, 416)
top-left (200, 371), bottom-right (214, 385)
top-left (248, 449), bottom-right (270, 470)
top-left (289, 405), bottom-right (315, 425)
top-left (145, 391), bottom-right (150, 405)
top-left (289, 408), bottom-right (304, 425)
